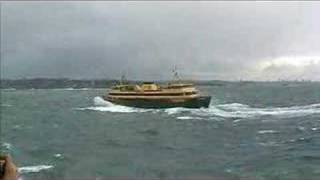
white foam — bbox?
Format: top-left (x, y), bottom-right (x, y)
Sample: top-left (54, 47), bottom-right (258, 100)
top-left (217, 103), bottom-right (250, 109)
top-left (176, 116), bottom-right (203, 120)
top-left (203, 103), bottom-right (320, 118)
top-left (13, 125), bottom-right (22, 129)
top-left (177, 116), bottom-right (193, 120)
top-left (93, 96), bottom-right (113, 106)
top-left (1, 104), bottom-right (12, 107)
top-left (233, 119), bottom-right (242, 123)
top-left (2, 88), bottom-right (16, 91)
top-left (258, 130), bottom-right (278, 134)
top-left (52, 88), bottom-right (92, 91)
top-left (76, 97), bottom-right (151, 113)
top-left (1, 142), bottom-right (12, 150)
top-left (54, 153), bottom-right (62, 158)
top-left (78, 97), bottom-right (320, 119)
top-left (18, 165), bottom-right (53, 174)
top-left (164, 107), bottom-right (187, 115)
top-left (297, 126), bottom-right (306, 131)
top-left (258, 141), bottom-right (279, 146)
top-left (76, 106), bottom-right (140, 113)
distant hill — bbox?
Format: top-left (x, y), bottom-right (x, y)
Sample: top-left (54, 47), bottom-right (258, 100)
top-left (0, 78), bottom-right (232, 89)
top-left (0, 78), bottom-right (317, 89)
top-left (0, 78), bottom-right (119, 89)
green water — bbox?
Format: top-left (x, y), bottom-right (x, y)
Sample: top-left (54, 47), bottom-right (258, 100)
top-left (1, 82), bottom-right (320, 180)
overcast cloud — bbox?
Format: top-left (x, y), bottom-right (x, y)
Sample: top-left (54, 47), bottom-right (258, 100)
top-left (1, 1), bottom-right (320, 80)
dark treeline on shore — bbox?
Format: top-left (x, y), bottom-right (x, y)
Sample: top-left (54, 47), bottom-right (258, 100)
top-left (0, 78), bottom-right (317, 89)
top-left (0, 78), bottom-right (227, 89)
top-left (1, 78), bottom-right (119, 89)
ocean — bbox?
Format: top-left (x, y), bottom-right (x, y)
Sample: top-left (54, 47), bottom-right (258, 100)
top-left (1, 82), bottom-right (320, 180)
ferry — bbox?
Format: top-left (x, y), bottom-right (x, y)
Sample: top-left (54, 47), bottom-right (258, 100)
top-left (103, 71), bottom-right (211, 108)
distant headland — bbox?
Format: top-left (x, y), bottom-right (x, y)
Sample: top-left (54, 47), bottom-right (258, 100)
top-left (0, 78), bottom-right (317, 89)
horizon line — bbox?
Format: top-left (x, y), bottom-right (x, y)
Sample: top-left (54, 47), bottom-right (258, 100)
top-left (1, 78), bottom-right (319, 82)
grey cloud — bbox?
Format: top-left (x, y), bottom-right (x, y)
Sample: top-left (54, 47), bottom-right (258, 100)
top-left (1, 1), bottom-right (320, 80)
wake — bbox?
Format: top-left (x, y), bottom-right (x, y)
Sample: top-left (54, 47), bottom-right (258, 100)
top-left (76, 96), bottom-right (320, 119)
top-left (75, 97), bottom-right (153, 113)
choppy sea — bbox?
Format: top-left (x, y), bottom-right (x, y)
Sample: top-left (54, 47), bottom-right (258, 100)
top-left (1, 82), bottom-right (320, 180)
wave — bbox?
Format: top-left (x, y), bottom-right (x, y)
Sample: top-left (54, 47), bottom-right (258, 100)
top-left (177, 116), bottom-right (202, 120)
top-left (18, 165), bottom-right (53, 174)
top-left (1, 88), bottom-right (16, 91)
top-left (209, 103), bottom-right (320, 118)
top-left (76, 97), bottom-right (152, 113)
top-left (76, 97), bottom-right (320, 119)
top-left (176, 116), bottom-right (203, 120)
top-left (1, 142), bottom-right (13, 151)
top-left (176, 116), bottom-right (193, 120)
top-left (76, 106), bottom-right (144, 113)
top-left (63, 88), bottom-right (75, 91)
top-left (1, 104), bottom-right (12, 107)
top-left (51, 88), bottom-right (79, 91)
top-left (54, 153), bottom-right (63, 158)
top-left (164, 107), bottom-right (189, 115)
top-left (258, 130), bottom-right (279, 134)
top-left (177, 102), bottom-right (320, 119)
top-left (51, 88), bottom-right (101, 91)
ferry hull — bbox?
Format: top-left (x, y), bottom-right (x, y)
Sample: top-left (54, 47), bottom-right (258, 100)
top-left (103, 96), bottom-right (211, 109)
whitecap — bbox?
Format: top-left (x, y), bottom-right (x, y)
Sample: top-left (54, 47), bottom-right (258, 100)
top-left (51, 88), bottom-right (78, 91)
top-left (258, 130), bottom-right (278, 134)
top-left (258, 141), bottom-right (279, 146)
top-left (297, 126), bottom-right (306, 131)
top-left (54, 153), bottom-right (62, 158)
top-left (1, 142), bottom-right (13, 150)
top-left (1, 104), bottom-right (12, 107)
top-left (76, 96), bottom-right (151, 113)
top-left (216, 103), bottom-right (250, 110)
top-left (176, 116), bottom-right (193, 120)
top-left (93, 96), bottom-right (113, 106)
top-left (203, 102), bottom-right (320, 119)
top-left (164, 107), bottom-right (187, 115)
top-left (18, 165), bottom-right (53, 174)
top-left (1, 88), bottom-right (16, 91)
top-left (233, 119), bottom-right (242, 123)
top-left (176, 116), bottom-right (203, 120)
top-left (78, 96), bottom-right (320, 119)
top-left (52, 88), bottom-right (90, 91)
top-left (76, 106), bottom-right (139, 113)
top-left (13, 125), bottom-right (22, 129)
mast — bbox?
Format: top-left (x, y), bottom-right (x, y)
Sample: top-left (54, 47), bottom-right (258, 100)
top-left (119, 71), bottom-right (127, 85)
top-left (172, 65), bottom-right (181, 83)
top-left (172, 66), bottom-right (180, 81)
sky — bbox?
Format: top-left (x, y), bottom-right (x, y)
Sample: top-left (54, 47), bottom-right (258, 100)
top-left (1, 1), bottom-right (320, 81)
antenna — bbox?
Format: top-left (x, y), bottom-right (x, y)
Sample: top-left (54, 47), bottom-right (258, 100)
top-left (172, 65), bottom-right (181, 82)
top-left (120, 71), bottom-right (127, 85)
